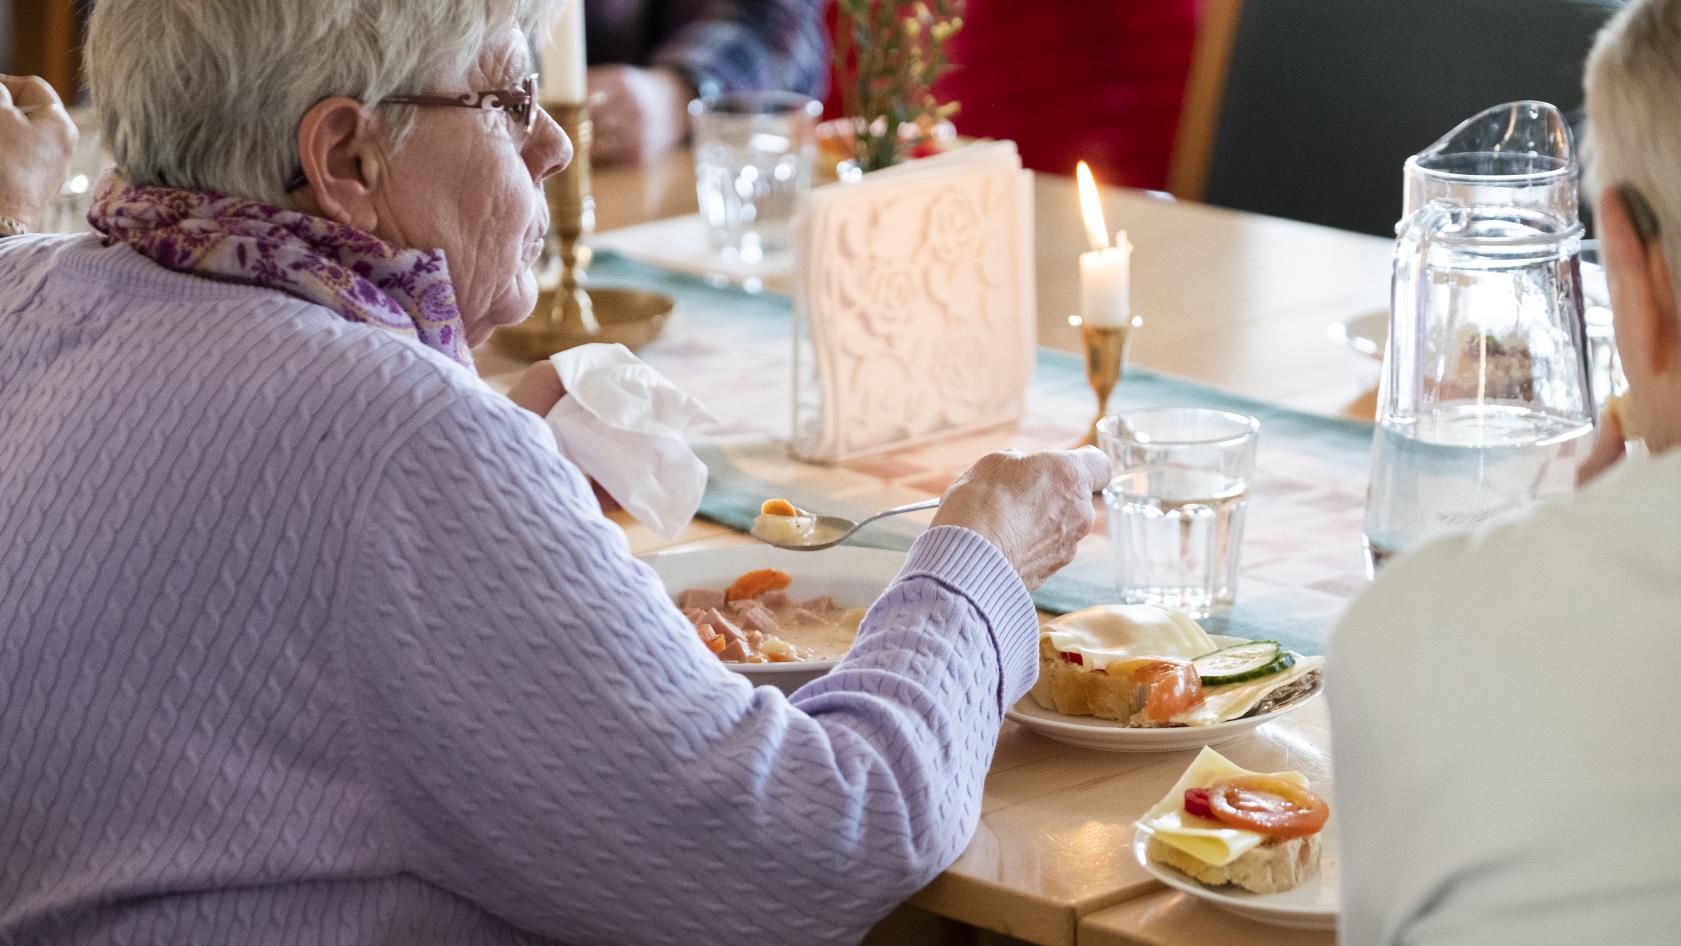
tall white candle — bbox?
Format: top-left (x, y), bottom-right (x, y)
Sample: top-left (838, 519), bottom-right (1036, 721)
top-left (1080, 232), bottom-right (1132, 327)
top-left (540, 0), bottom-right (588, 102)
top-left (1075, 161), bottom-right (1131, 327)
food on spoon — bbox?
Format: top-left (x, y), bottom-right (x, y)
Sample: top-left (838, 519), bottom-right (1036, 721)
top-left (750, 499), bottom-right (821, 546)
top-left (1029, 605), bottom-right (1323, 727)
top-left (1137, 747), bottom-right (1329, 894)
top-left (678, 570), bottom-right (867, 664)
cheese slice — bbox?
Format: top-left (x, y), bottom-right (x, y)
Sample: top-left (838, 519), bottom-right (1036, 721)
top-left (1137, 746), bottom-right (1310, 866)
top-left (1043, 605), bottom-right (1216, 673)
top-left (1170, 654), bottom-right (1325, 727)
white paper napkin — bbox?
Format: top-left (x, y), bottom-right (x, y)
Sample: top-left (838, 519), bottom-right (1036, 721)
top-left (544, 344), bottom-right (716, 538)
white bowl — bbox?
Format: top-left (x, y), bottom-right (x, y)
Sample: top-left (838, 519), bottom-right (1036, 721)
top-left (640, 545), bottom-right (907, 694)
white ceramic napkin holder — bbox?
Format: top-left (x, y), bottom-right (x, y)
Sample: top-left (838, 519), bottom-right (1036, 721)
top-left (790, 140), bottom-right (1037, 463)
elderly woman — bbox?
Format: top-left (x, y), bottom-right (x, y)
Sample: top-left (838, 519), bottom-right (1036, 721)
top-left (1330, 0), bottom-right (1681, 941)
top-left (0, 1), bottom-right (1107, 944)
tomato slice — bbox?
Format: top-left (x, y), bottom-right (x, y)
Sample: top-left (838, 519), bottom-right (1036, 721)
top-left (1132, 661), bottom-right (1203, 721)
top-left (1183, 787), bottom-right (1215, 820)
top-left (1204, 775), bottom-right (1329, 839)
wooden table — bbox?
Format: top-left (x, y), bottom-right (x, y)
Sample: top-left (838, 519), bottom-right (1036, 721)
top-left (1080, 890), bottom-right (1337, 946)
top-left (482, 150), bottom-right (1380, 945)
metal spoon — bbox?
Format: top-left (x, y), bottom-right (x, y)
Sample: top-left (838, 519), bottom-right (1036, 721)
top-left (751, 497), bottom-right (942, 551)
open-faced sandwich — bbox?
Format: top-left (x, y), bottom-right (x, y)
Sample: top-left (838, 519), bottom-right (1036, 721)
top-left (1137, 746), bottom-right (1329, 894)
top-left (1030, 605), bottom-right (1322, 727)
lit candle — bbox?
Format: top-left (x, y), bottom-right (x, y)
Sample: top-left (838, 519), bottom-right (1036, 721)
top-left (1076, 161), bottom-right (1132, 327)
top-left (540, 0), bottom-right (588, 103)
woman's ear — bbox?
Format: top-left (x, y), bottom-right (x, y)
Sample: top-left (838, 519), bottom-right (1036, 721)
top-left (294, 97), bottom-right (385, 233)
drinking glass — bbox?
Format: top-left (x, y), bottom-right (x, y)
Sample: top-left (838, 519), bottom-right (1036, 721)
top-left (1099, 408), bottom-right (1260, 618)
top-left (688, 91), bottom-right (823, 264)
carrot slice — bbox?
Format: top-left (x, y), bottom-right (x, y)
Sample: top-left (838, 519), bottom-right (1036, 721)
top-left (724, 568), bottom-right (792, 603)
top-left (760, 498), bottom-right (800, 517)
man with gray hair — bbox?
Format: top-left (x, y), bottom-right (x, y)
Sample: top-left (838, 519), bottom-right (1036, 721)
top-left (1330, 0), bottom-right (1681, 941)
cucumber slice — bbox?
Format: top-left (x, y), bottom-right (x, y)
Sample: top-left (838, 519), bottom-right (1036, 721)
top-left (1194, 641), bottom-right (1292, 686)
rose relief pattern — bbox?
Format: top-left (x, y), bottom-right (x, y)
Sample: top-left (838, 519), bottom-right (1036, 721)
top-left (793, 144), bottom-right (1036, 462)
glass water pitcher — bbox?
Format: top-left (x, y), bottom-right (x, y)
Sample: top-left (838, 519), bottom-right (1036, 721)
top-left (1363, 102), bottom-right (1595, 572)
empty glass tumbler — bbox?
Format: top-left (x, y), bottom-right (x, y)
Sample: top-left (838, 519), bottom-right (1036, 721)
top-left (1364, 102), bottom-right (1596, 572)
top-left (1100, 408), bottom-right (1260, 618)
top-left (689, 91), bottom-right (823, 264)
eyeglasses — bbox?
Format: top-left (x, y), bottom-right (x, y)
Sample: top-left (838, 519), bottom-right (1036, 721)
top-left (385, 72), bottom-right (542, 134)
top-left (284, 73), bottom-right (542, 192)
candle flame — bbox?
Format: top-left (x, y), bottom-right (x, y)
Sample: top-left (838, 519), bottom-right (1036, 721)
top-left (1076, 161), bottom-right (1109, 252)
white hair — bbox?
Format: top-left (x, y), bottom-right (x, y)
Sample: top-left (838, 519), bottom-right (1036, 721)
top-left (86, 0), bottom-right (558, 205)
top-left (1584, 0), bottom-right (1681, 304)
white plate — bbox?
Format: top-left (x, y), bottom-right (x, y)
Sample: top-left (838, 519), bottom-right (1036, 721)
top-left (1004, 637), bottom-right (1323, 753)
top-left (1133, 818), bottom-right (1340, 931)
top-left (640, 545), bottom-right (906, 693)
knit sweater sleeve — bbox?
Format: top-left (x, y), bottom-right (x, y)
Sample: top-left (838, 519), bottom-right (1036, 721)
top-left (331, 387), bottom-right (1037, 945)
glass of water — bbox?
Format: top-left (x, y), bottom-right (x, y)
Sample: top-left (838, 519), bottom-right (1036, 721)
top-left (1099, 408), bottom-right (1260, 618)
top-left (689, 90), bottom-right (823, 264)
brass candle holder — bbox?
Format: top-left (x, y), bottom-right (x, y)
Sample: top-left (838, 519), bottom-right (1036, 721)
top-left (492, 100), bottom-right (673, 360)
top-left (1078, 315), bottom-right (1139, 446)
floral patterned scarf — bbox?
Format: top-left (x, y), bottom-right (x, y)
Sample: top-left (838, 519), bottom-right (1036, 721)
top-left (88, 175), bottom-right (474, 368)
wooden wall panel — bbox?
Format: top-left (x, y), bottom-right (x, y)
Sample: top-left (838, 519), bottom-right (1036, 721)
top-left (11, 0), bottom-right (83, 102)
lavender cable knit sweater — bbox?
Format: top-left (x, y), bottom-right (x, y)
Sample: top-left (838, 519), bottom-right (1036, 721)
top-left (0, 235), bottom-right (1039, 945)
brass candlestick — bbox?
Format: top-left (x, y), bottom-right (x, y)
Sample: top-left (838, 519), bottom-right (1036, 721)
top-left (492, 100), bottom-right (673, 360)
top-left (1079, 316), bottom-right (1138, 446)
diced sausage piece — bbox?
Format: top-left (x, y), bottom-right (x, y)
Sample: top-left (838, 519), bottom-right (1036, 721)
top-left (759, 590), bottom-right (790, 609)
top-left (678, 588), bottom-right (727, 610)
top-left (726, 599), bottom-right (760, 614)
top-left (792, 609), bottom-right (824, 625)
top-left (798, 596), bottom-right (835, 613)
top-left (682, 608), bottom-right (705, 624)
top-left (695, 624), bottom-right (719, 642)
top-left (718, 639), bottom-right (752, 662)
top-left (739, 605), bottom-right (782, 636)
top-left (702, 608), bottom-right (746, 642)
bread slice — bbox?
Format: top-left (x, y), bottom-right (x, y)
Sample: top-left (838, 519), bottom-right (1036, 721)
top-left (1146, 832), bottom-right (1321, 894)
top-left (1028, 638), bottom-right (1154, 724)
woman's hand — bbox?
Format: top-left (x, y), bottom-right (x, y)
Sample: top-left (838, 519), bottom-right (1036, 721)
top-left (932, 447), bottom-right (1112, 589)
top-left (0, 75), bottom-right (77, 231)
top-left (504, 361), bottom-right (621, 513)
top-left (505, 360), bottom-right (567, 416)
